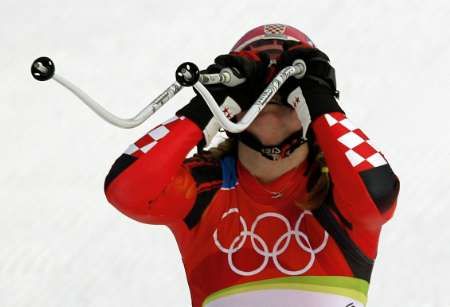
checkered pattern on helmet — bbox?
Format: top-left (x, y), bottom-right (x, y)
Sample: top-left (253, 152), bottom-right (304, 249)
top-left (264, 24), bottom-right (286, 35)
top-left (324, 113), bottom-right (388, 172)
top-left (124, 116), bottom-right (184, 158)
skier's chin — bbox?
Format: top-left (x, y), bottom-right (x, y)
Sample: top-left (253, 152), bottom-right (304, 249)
top-left (245, 114), bottom-right (300, 146)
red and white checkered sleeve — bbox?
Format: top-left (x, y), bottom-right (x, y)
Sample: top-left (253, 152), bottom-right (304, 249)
top-left (312, 112), bottom-right (400, 229)
top-left (104, 116), bottom-right (203, 225)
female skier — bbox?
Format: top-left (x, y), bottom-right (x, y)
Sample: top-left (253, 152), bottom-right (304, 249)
top-left (104, 24), bottom-right (400, 307)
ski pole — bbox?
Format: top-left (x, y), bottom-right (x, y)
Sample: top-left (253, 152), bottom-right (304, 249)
top-left (30, 58), bottom-right (237, 129)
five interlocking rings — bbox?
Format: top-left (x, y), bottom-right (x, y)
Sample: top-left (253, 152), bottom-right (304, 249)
top-left (213, 208), bottom-right (329, 276)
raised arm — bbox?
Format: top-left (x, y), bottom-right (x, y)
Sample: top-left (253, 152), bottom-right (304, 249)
top-left (311, 112), bottom-right (399, 228)
top-left (279, 46), bottom-right (400, 230)
top-left (104, 117), bottom-right (202, 225)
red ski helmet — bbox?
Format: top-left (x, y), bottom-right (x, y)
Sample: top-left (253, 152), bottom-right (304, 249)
top-left (231, 24), bottom-right (315, 61)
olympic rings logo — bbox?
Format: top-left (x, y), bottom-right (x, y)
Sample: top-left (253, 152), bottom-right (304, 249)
top-left (213, 208), bottom-right (329, 276)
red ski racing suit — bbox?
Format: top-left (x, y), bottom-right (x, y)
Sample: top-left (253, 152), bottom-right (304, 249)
top-left (105, 112), bottom-right (399, 307)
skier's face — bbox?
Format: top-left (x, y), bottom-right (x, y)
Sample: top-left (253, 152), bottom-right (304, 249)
top-left (236, 94), bottom-right (302, 146)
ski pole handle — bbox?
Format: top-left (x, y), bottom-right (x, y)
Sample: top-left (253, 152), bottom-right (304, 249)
top-left (199, 68), bottom-right (246, 87)
top-left (175, 62), bottom-right (246, 87)
top-left (194, 60), bottom-right (306, 133)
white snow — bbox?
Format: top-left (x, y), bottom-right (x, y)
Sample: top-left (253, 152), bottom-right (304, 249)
top-left (1, 0), bottom-right (449, 306)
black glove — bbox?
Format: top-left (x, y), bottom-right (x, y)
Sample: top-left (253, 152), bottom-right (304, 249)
top-left (278, 46), bottom-right (343, 121)
top-left (177, 51), bottom-right (270, 146)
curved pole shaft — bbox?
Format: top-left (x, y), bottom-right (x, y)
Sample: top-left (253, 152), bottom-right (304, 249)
top-left (52, 74), bottom-right (183, 128)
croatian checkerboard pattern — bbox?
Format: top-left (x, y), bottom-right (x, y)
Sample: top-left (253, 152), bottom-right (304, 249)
top-left (124, 116), bottom-right (184, 158)
top-left (324, 113), bottom-right (387, 172)
top-left (264, 24), bottom-right (286, 35)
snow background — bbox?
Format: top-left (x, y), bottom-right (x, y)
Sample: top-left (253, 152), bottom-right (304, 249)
top-left (1, 0), bottom-right (449, 306)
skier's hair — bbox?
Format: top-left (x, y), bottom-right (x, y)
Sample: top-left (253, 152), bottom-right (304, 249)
top-left (209, 138), bottom-right (329, 211)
